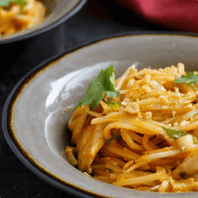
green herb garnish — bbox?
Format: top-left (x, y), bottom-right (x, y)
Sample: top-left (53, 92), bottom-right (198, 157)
top-left (103, 97), bottom-right (120, 110)
top-left (74, 65), bottom-right (120, 110)
top-left (0, 0), bottom-right (10, 6)
top-left (105, 134), bottom-right (122, 144)
top-left (174, 72), bottom-right (198, 86)
top-left (161, 126), bottom-right (198, 144)
top-left (14, 0), bottom-right (27, 5)
top-left (0, 0), bottom-right (27, 7)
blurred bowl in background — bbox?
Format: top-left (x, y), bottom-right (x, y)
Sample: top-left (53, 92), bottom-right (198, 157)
top-left (0, 0), bottom-right (87, 44)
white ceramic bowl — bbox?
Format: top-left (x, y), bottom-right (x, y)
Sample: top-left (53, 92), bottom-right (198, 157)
top-left (3, 33), bottom-right (198, 197)
top-left (0, 0), bottom-right (87, 44)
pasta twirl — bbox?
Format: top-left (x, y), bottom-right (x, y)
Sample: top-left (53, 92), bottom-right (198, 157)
top-left (66, 63), bottom-right (198, 193)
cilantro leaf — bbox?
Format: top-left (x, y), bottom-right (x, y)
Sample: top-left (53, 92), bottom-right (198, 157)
top-left (0, 0), bottom-right (27, 7)
top-left (14, 0), bottom-right (27, 6)
top-left (161, 126), bottom-right (198, 144)
top-left (106, 91), bottom-right (119, 98)
top-left (74, 65), bottom-right (119, 110)
top-left (106, 98), bottom-right (119, 110)
top-left (174, 72), bottom-right (198, 86)
top-left (0, 0), bottom-right (11, 6)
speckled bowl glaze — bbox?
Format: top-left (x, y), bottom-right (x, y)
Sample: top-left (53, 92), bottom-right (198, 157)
top-left (3, 33), bottom-right (198, 197)
top-left (0, 0), bottom-right (87, 44)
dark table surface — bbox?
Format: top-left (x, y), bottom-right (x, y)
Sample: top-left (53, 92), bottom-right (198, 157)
top-left (0, 0), bottom-right (174, 197)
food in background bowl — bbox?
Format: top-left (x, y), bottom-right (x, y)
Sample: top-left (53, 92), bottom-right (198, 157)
top-left (66, 63), bottom-right (198, 193)
top-left (0, 0), bottom-right (46, 36)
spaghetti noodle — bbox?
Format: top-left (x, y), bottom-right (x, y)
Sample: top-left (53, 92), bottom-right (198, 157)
top-left (0, 0), bottom-right (46, 36)
top-left (66, 63), bottom-right (198, 192)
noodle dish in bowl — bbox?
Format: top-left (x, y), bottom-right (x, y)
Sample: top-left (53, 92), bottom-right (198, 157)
top-left (3, 33), bottom-right (198, 197)
top-left (66, 62), bottom-right (198, 193)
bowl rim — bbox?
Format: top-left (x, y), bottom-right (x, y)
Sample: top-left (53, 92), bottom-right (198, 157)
top-left (3, 31), bottom-right (198, 197)
top-left (0, 0), bottom-right (87, 45)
